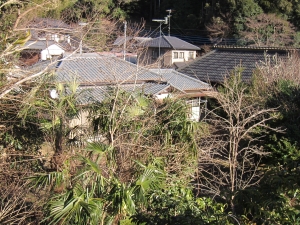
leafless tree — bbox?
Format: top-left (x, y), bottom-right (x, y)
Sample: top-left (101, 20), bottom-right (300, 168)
top-left (255, 50), bottom-right (300, 85)
top-left (197, 67), bottom-right (280, 213)
top-left (242, 13), bottom-right (295, 47)
top-left (0, 170), bottom-right (46, 224)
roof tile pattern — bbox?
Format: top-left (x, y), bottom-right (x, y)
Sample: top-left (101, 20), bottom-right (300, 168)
top-left (76, 83), bottom-right (170, 105)
top-left (54, 53), bottom-right (211, 104)
top-left (150, 69), bottom-right (211, 91)
top-left (24, 40), bottom-right (57, 50)
top-left (178, 48), bottom-right (288, 83)
top-left (141, 36), bottom-right (200, 50)
top-left (56, 54), bottom-right (161, 85)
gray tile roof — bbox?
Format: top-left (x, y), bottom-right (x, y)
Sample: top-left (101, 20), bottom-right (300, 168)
top-left (24, 40), bottom-right (58, 50)
top-left (178, 47), bottom-right (289, 83)
top-left (55, 54), bottom-right (161, 85)
top-left (76, 86), bottom-right (108, 104)
top-left (54, 53), bottom-right (212, 104)
top-left (76, 83), bottom-right (170, 105)
top-left (25, 56), bottom-right (60, 73)
top-left (140, 36), bottom-right (200, 50)
top-left (113, 36), bottom-right (152, 46)
top-left (117, 83), bottom-right (170, 95)
top-left (149, 69), bottom-right (211, 92)
top-left (56, 53), bottom-right (211, 92)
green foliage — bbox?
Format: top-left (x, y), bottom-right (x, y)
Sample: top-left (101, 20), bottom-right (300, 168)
top-left (263, 79), bottom-right (300, 163)
top-left (55, 0), bottom-right (125, 23)
top-left (232, 0), bottom-right (263, 34)
top-left (235, 163), bottom-right (300, 224)
top-left (256, 0), bottom-right (300, 28)
top-left (36, 147), bottom-right (166, 224)
top-left (242, 71), bottom-right (300, 223)
top-left (91, 88), bottom-right (198, 149)
top-left (133, 158), bottom-right (166, 205)
top-left (131, 182), bottom-right (232, 225)
top-left (0, 88), bottom-right (45, 155)
top-left (90, 89), bottom-right (152, 142)
top-left (18, 77), bottom-right (80, 152)
top-left (154, 98), bottom-right (198, 151)
top-left (28, 88), bottom-right (202, 224)
top-left (90, 89), bottom-right (200, 183)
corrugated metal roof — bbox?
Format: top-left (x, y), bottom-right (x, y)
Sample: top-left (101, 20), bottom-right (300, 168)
top-left (76, 86), bottom-right (108, 104)
top-left (140, 36), bottom-right (200, 50)
top-left (114, 83), bottom-right (170, 95)
top-left (76, 83), bottom-right (170, 105)
top-left (55, 54), bottom-right (210, 95)
top-left (178, 48), bottom-right (289, 83)
top-left (150, 69), bottom-right (211, 91)
top-left (55, 54), bottom-right (162, 85)
top-left (141, 82), bottom-right (170, 95)
top-left (53, 53), bottom-right (212, 104)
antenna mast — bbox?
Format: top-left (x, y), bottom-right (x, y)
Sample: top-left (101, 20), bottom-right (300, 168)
top-left (166, 9), bottom-right (172, 36)
top-left (152, 18), bottom-right (168, 70)
top-left (123, 21), bottom-right (127, 60)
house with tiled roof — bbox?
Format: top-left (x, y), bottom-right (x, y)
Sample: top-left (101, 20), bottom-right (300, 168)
top-left (27, 18), bottom-right (74, 41)
top-left (20, 37), bottom-right (92, 66)
top-left (21, 17), bottom-right (92, 66)
top-left (178, 46), bottom-right (295, 84)
top-left (55, 53), bottom-right (211, 98)
top-left (20, 40), bottom-right (66, 66)
top-left (138, 36), bottom-right (200, 68)
top-left (112, 36), bottom-right (152, 49)
top-left (54, 53), bottom-right (212, 122)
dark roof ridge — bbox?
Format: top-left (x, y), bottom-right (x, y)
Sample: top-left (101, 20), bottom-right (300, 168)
top-left (214, 45), bottom-right (300, 51)
top-left (177, 50), bottom-right (217, 71)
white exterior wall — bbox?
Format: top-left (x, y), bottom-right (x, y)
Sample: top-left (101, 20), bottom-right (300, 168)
top-left (41, 44), bottom-right (65, 60)
top-left (190, 106), bottom-right (200, 121)
top-left (155, 93), bottom-right (170, 100)
top-left (171, 50), bottom-right (196, 64)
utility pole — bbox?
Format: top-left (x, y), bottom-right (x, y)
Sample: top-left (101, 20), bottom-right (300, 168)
top-left (123, 21), bottom-right (127, 60)
top-left (78, 22), bottom-right (88, 55)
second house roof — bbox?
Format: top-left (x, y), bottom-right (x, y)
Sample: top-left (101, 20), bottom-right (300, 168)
top-left (55, 53), bottom-right (209, 91)
top-left (178, 46), bottom-right (292, 83)
top-left (140, 36), bottom-right (200, 50)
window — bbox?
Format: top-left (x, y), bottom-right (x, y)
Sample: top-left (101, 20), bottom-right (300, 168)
top-left (152, 49), bottom-right (165, 59)
top-left (188, 51), bottom-right (194, 59)
top-left (173, 51), bottom-right (184, 59)
top-left (173, 52), bottom-right (178, 59)
top-left (152, 49), bottom-right (158, 59)
top-left (179, 52), bottom-right (184, 59)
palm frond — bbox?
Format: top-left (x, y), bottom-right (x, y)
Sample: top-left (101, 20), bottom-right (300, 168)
top-left (28, 171), bottom-right (66, 188)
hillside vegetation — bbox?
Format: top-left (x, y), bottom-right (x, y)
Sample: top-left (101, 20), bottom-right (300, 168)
top-left (0, 0), bottom-right (300, 224)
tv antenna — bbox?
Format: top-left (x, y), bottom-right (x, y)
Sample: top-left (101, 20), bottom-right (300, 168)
top-left (166, 9), bottom-right (173, 36)
top-left (152, 18), bottom-right (168, 70)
